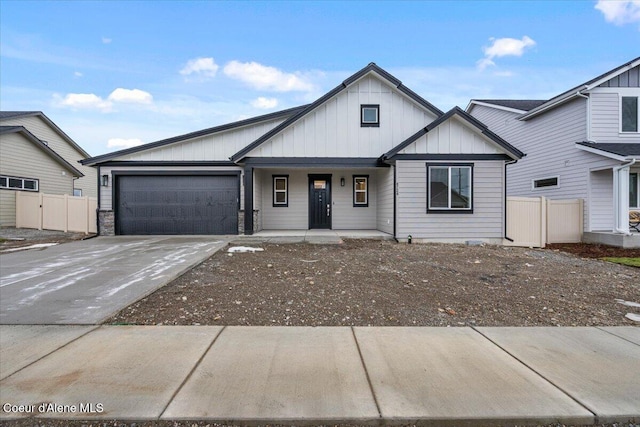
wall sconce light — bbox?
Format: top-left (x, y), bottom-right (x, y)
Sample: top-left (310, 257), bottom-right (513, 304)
top-left (101, 175), bottom-right (109, 187)
top-left (340, 177), bottom-right (345, 187)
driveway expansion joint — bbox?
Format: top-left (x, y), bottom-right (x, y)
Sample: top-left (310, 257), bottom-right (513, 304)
top-left (351, 326), bottom-right (382, 420)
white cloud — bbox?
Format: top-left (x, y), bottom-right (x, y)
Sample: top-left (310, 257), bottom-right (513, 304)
top-left (223, 61), bottom-right (315, 92)
top-left (595, 0), bottom-right (640, 25)
top-left (74, 71), bottom-right (83, 78)
top-left (107, 138), bottom-right (144, 149)
top-left (57, 93), bottom-right (112, 112)
top-left (108, 88), bottom-right (153, 104)
top-left (102, 37), bottom-right (112, 44)
top-left (250, 97), bottom-right (279, 109)
top-left (477, 36), bottom-right (536, 70)
top-left (180, 57), bottom-right (219, 79)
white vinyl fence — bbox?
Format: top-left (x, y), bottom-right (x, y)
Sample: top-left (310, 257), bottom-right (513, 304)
top-left (15, 191), bottom-right (97, 234)
top-left (506, 197), bottom-right (583, 248)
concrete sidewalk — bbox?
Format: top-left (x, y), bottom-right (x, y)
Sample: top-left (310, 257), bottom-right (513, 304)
top-left (0, 325), bottom-right (638, 426)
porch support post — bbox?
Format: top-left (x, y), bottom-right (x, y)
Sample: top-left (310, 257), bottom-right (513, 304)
top-left (244, 166), bottom-right (254, 235)
top-left (613, 162), bottom-right (633, 234)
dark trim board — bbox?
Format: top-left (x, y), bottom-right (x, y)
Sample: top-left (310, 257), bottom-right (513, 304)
top-left (110, 170), bottom-right (241, 177)
top-left (242, 157), bottom-right (388, 168)
top-left (101, 160), bottom-right (237, 167)
top-left (388, 154), bottom-right (512, 161)
top-left (425, 162), bottom-right (475, 214)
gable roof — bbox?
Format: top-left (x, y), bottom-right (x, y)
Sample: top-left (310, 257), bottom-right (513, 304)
top-left (230, 63), bottom-right (444, 162)
top-left (81, 104), bottom-right (308, 166)
top-left (0, 126), bottom-right (84, 177)
top-left (0, 111), bottom-right (91, 158)
top-left (468, 99), bottom-right (546, 114)
top-left (519, 56), bottom-right (640, 120)
top-left (381, 107), bottom-right (524, 161)
top-left (576, 141), bottom-right (640, 161)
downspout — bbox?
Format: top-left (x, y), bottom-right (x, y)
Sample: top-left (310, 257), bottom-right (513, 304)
top-left (613, 159), bottom-right (636, 235)
top-left (575, 90), bottom-right (590, 141)
top-left (504, 159), bottom-right (518, 242)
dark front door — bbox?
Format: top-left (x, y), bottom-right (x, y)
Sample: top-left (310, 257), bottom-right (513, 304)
top-left (309, 174), bottom-right (331, 229)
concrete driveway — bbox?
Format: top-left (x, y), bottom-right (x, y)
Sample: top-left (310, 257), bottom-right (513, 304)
top-left (0, 236), bottom-right (228, 324)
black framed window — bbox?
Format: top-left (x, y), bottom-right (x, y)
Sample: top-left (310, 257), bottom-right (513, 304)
top-left (630, 172), bottom-right (639, 208)
top-left (621, 96), bottom-right (639, 133)
top-left (0, 175), bottom-right (39, 192)
top-left (353, 175), bottom-right (369, 207)
top-left (532, 176), bottom-right (559, 189)
top-left (273, 175), bottom-right (288, 207)
top-left (361, 104), bottom-right (379, 127)
top-left (427, 164), bottom-right (472, 212)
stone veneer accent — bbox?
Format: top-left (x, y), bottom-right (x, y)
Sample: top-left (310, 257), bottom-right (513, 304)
top-left (238, 210), bottom-right (260, 235)
top-left (98, 210), bottom-right (115, 236)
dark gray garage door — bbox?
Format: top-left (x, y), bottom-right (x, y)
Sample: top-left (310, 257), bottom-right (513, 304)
top-left (116, 175), bottom-right (239, 235)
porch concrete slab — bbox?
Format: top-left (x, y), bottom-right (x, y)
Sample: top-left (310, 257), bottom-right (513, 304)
top-left (0, 325), bottom-right (97, 379)
top-left (477, 327), bottom-right (640, 423)
top-left (598, 326), bottom-right (640, 345)
top-left (163, 326), bottom-right (378, 423)
top-left (0, 326), bottom-right (222, 420)
top-left (354, 327), bottom-right (593, 426)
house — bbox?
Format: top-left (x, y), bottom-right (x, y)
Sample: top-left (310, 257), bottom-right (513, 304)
top-left (81, 63), bottom-right (523, 242)
top-left (0, 125), bottom-right (84, 227)
top-left (467, 57), bottom-right (640, 248)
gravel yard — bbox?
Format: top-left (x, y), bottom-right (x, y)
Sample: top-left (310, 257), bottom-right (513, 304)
top-left (107, 240), bottom-right (640, 327)
top-left (0, 227), bottom-right (90, 251)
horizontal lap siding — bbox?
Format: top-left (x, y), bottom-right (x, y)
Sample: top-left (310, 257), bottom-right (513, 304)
top-left (376, 167), bottom-right (394, 234)
top-left (591, 91), bottom-right (640, 143)
top-left (469, 101), bottom-right (618, 232)
top-left (590, 169), bottom-right (614, 231)
top-left (0, 116), bottom-right (96, 197)
top-left (0, 191), bottom-right (16, 226)
top-left (396, 160), bottom-right (504, 240)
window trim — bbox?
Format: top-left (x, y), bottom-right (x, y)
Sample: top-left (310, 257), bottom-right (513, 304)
top-left (426, 163), bottom-right (473, 214)
top-left (361, 104), bottom-right (380, 127)
top-left (353, 175), bottom-right (369, 207)
top-left (531, 176), bottom-right (559, 190)
top-left (620, 95), bottom-right (639, 134)
top-left (73, 188), bottom-right (83, 197)
top-left (0, 175), bottom-right (39, 192)
top-left (630, 172), bottom-right (639, 209)
top-left (272, 175), bottom-right (289, 207)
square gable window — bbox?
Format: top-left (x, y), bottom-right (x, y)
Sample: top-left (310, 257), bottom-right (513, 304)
top-left (361, 104), bottom-right (379, 127)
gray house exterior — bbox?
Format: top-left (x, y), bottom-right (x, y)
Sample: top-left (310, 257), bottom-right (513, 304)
top-left (467, 57), bottom-right (640, 247)
top-left (82, 63), bottom-right (523, 242)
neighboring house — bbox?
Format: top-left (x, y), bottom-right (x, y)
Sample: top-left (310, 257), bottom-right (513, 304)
top-left (0, 126), bottom-right (84, 227)
top-left (467, 56), bottom-right (640, 248)
top-left (82, 63), bottom-right (523, 242)
top-left (0, 111), bottom-right (96, 198)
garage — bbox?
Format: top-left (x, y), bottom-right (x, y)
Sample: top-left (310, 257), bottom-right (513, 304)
top-left (115, 174), bottom-right (239, 235)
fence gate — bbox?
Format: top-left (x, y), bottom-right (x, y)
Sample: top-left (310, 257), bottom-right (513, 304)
top-left (506, 196), bottom-right (583, 248)
top-left (15, 191), bottom-right (97, 234)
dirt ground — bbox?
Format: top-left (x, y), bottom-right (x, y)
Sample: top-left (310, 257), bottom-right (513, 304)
top-left (0, 227), bottom-right (91, 251)
top-left (107, 239), bottom-right (640, 327)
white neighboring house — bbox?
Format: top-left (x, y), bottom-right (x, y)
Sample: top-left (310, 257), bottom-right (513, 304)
top-left (0, 125), bottom-right (84, 227)
top-left (467, 57), bottom-right (640, 248)
top-left (82, 63), bottom-right (524, 242)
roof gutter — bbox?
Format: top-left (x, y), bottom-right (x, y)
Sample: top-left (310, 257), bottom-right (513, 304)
top-left (519, 85), bottom-right (587, 121)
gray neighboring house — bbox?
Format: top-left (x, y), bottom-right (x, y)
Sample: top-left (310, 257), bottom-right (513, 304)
top-left (82, 63), bottom-right (523, 242)
top-left (467, 57), bottom-right (640, 248)
top-left (0, 126), bottom-right (84, 227)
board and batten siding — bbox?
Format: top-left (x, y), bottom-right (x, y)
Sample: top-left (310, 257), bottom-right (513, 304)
top-left (98, 165), bottom-right (243, 212)
top-left (398, 116), bottom-right (503, 155)
top-left (0, 132), bottom-right (74, 226)
top-left (395, 160), bottom-right (505, 242)
top-left (115, 118), bottom-right (287, 162)
top-left (258, 169), bottom-right (379, 230)
top-left (469, 100), bottom-right (619, 232)
top-left (376, 167), bottom-right (394, 234)
top-left (0, 115), bottom-right (96, 198)
top-left (247, 75), bottom-right (439, 158)
top-left (598, 65), bottom-right (640, 88)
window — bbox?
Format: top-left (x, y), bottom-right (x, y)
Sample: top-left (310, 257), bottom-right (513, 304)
top-left (631, 172), bottom-right (639, 208)
top-left (353, 175), bottom-right (368, 207)
top-left (273, 175), bottom-right (288, 207)
top-left (361, 104), bottom-right (379, 127)
top-left (427, 165), bottom-right (472, 212)
top-left (0, 175), bottom-right (39, 192)
top-left (532, 176), bottom-right (559, 189)
top-left (73, 188), bottom-right (82, 197)
top-left (622, 96), bottom-right (639, 133)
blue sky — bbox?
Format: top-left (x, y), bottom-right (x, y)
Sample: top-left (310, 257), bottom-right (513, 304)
top-left (1, 0), bottom-right (639, 156)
